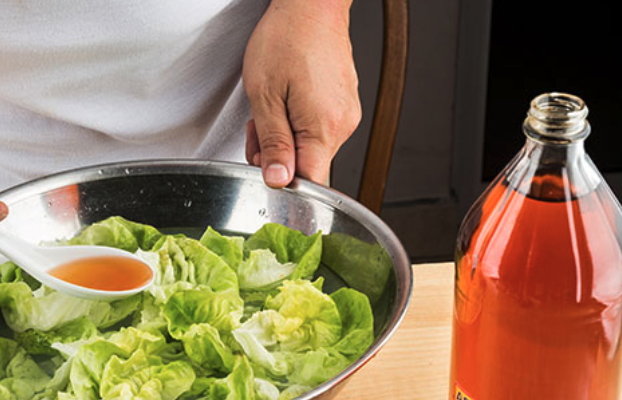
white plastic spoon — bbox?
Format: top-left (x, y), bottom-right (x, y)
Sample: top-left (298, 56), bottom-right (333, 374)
top-left (0, 230), bottom-right (155, 301)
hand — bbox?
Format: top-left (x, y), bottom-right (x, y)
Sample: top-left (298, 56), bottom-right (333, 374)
top-left (243, 0), bottom-right (361, 187)
top-left (0, 201), bottom-right (7, 222)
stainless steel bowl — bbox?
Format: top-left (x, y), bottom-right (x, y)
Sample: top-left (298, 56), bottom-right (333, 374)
top-left (0, 160), bottom-right (412, 400)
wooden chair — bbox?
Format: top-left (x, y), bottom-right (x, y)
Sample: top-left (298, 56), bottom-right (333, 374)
top-left (357, 0), bottom-right (409, 215)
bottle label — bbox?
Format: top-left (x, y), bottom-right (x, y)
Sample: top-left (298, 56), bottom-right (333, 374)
top-left (454, 383), bottom-right (475, 400)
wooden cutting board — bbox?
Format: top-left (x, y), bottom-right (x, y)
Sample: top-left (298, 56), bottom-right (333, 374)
top-left (339, 263), bottom-right (454, 400)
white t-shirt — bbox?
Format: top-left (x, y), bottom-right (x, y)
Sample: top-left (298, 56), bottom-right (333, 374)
top-left (0, 0), bottom-right (270, 191)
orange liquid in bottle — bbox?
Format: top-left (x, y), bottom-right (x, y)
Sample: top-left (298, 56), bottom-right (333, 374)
top-left (48, 256), bottom-right (152, 291)
top-left (451, 176), bottom-right (622, 399)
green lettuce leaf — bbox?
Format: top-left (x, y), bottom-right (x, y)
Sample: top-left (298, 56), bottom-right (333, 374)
top-left (0, 338), bottom-right (51, 400)
top-left (146, 237), bottom-right (239, 304)
top-left (233, 279), bottom-right (343, 379)
top-left (132, 293), bottom-right (169, 335)
top-left (56, 393), bottom-right (78, 400)
top-left (235, 250), bottom-right (298, 320)
top-left (68, 340), bottom-right (128, 400)
top-left (99, 350), bottom-right (195, 400)
top-left (0, 283), bottom-right (92, 333)
top-left (164, 289), bottom-right (243, 339)
top-left (237, 250), bottom-right (296, 291)
top-left (199, 227), bottom-right (244, 270)
top-left (264, 280), bottom-right (342, 351)
top-left (277, 385), bottom-right (313, 400)
top-left (209, 356), bottom-right (255, 400)
top-left (15, 317), bottom-right (98, 356)
top-left (181, 323), bottom-right (235, 373)
top-left (330, 288), bottom-right (374, 359)
top-left (321, 233), bottom-right (392, 305)
top-left (233, 283), bottom-right (374, 391)
top-left (0, 219), bottom-right (376, 400)
top-left (31, 357), bottom-right (73, 400)
top-left (244, 224), bottom-right (322, 280)
top-left (254, 378), bottom-right (279, 400)
top-left (106, 327), bottom-right (175, 356)
top-left (282, 289), bottom-right (374, 387)
top-left (97, 294), bottom-right (142, 329)
top-left (179, 376), bottom-right (217, 400)
top-left (286, 348), bottom-right (350, 387)
top-left (0, 263), bottom-right (31, 286)
top-left (67, 328), bottom-right (183, 400)
top-left (0, 282), bottom-right (139, 333)
top-left (230, 311), bottom-right (290, 377)
top-left (68, 216), bottom-right (163, 252)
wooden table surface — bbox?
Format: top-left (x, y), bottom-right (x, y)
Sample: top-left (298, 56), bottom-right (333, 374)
top-left (339, 263), bottom-right (454, 400)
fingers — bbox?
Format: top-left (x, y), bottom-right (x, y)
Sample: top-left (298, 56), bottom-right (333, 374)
top-left (295, 135), bottom-right (334, 184)
top-left (245, 120), bottom-right (260, 166)
top-left (250, 96), bottom-right (296, 188)
top-left (293, 99), bottom-right (362, 185)
top-left (247, 102), bottom-right (361, 186)
top-left (0, 201), bottom-right (8, 222)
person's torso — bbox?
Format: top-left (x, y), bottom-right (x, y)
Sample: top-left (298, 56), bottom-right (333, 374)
top-left (0, 0), bottom-right (270, 191)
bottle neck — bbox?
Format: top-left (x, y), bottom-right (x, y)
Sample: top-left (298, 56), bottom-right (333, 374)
top-left (523, 135), bottom-right (586, 164)
top-left (523, 92), bottom-right (591, 144)
top-left (506, 135), bottom-right (600, 201)
top-left (500, 92), bottom-right (601, 201)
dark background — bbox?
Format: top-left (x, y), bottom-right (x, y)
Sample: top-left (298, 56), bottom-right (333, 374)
top-left (484, 1), bottom-right (622, 180)
top-left (337, 0), bottom-right (622, 261)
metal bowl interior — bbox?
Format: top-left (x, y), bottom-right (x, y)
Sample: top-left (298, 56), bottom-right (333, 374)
top-left (0, 160), bottom-right (412, 399)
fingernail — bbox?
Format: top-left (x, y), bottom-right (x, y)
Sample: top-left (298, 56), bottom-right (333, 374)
top-left (265, 164), bottom-right (289, 186)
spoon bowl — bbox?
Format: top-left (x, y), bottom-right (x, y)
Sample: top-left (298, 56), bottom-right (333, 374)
top-left (0, 230), bottom-right (155, 301)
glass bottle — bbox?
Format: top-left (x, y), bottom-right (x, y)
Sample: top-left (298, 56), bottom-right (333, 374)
top-left (450, 93), bottom-right (622, 400)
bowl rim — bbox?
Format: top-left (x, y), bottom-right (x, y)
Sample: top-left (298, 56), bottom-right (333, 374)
top-left (0, 159), bottom-right (413, 399)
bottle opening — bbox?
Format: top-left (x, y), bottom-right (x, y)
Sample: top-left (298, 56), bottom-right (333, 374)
top-left (524, 92), bottom-right (590, 142)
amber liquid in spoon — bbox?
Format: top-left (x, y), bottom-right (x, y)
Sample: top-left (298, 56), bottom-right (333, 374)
top-left (48, 256), bottom-right (153, 291)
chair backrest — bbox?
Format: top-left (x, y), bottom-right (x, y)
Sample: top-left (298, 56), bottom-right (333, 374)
top-left (357, 0), bottom-right (409, 215)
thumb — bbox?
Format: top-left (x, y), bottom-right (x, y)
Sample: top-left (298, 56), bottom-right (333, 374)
top-left (0, 201), bottom-right (8, 222)
top-left (252, 98), bottom-right (296, 188)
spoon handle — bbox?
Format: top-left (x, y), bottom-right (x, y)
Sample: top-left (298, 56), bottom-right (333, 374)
top-left (0, 230), bottom-right (52, 282)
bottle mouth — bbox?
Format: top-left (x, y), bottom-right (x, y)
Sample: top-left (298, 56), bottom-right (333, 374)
top-left (524, 92), bottom-right (590, 143)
